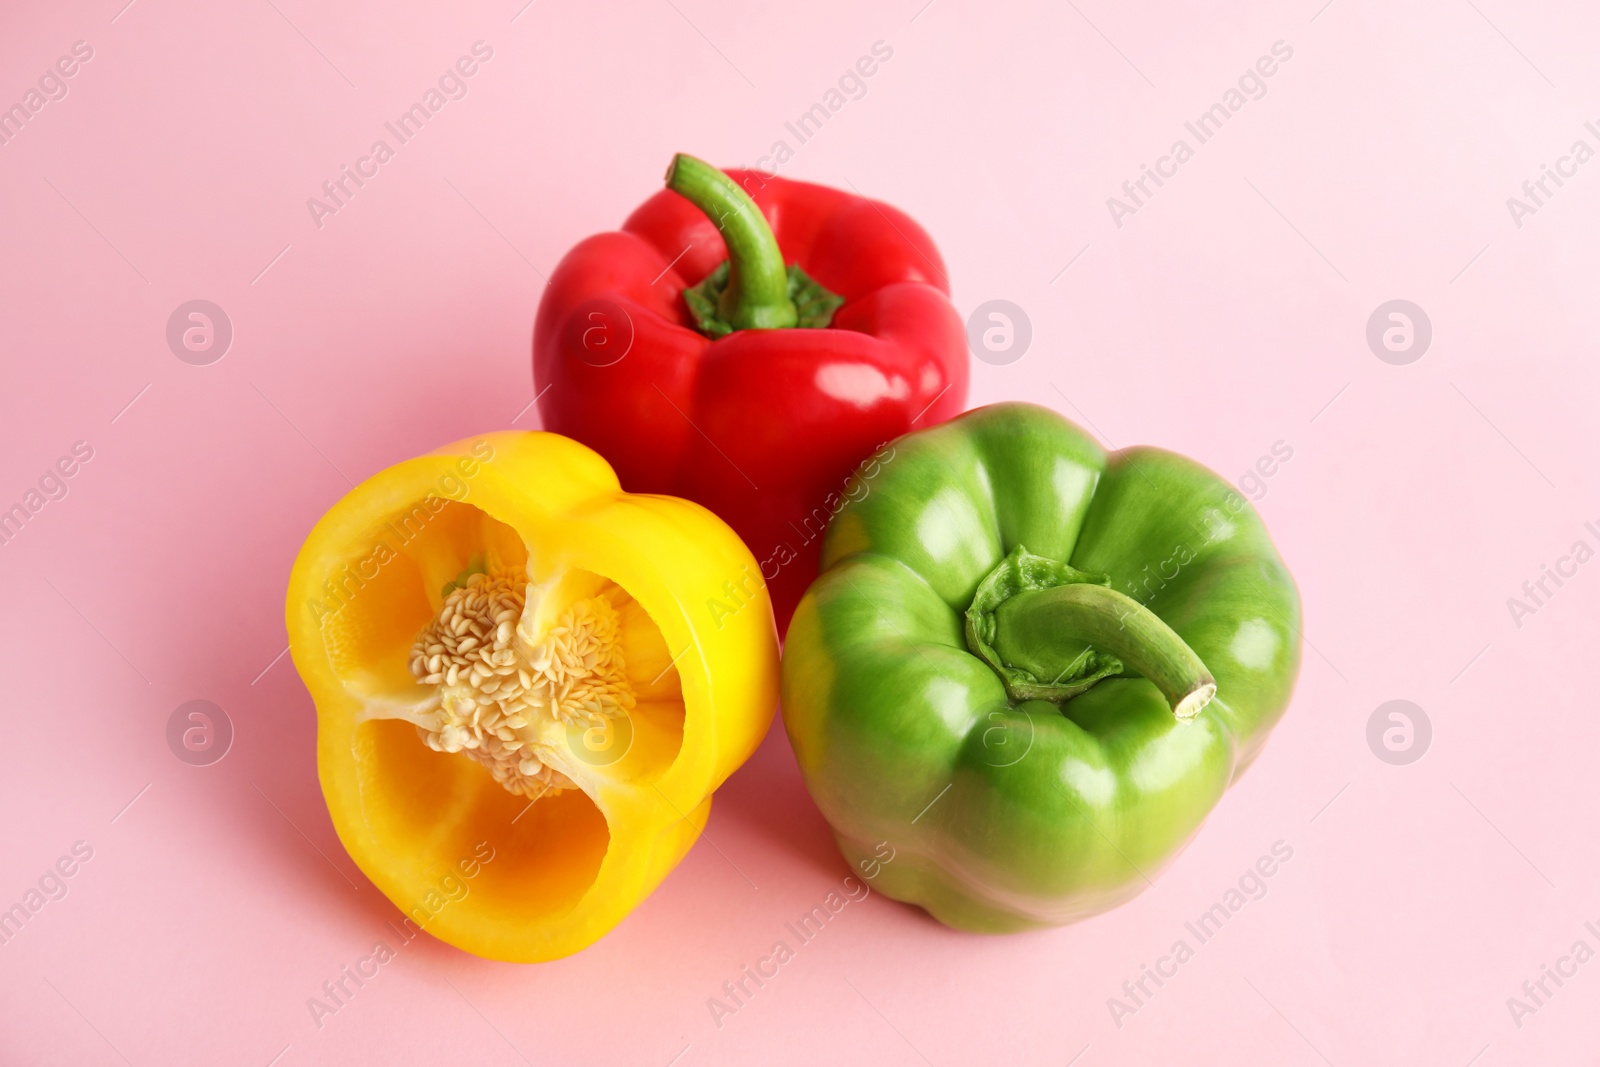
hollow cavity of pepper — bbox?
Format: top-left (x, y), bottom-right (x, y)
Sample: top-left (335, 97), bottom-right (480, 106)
top-left (407, 570), bottom-right (636, 799)
top-left (318, 500), bottom-right (688, 824)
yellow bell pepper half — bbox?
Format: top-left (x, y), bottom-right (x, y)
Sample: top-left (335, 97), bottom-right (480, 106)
top-left (284, 431), bottom-right (778, 962)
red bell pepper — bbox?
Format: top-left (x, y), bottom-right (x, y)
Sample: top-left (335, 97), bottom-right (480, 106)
top-left (534, 154), bottom-right (968, 631)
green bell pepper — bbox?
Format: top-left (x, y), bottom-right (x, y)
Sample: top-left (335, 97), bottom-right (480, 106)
top-left (780, 403), bottom-right (1301, 932)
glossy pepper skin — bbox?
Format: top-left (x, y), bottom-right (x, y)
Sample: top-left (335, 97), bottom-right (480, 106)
top-left (534, 155), bottom-right (967, 633)
top-left (286, 431), bottom-right (777, 961)
top-left (781, 403), bottom-right (1301, 933)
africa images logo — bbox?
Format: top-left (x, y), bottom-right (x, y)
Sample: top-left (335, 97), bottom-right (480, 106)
top-left (0, 40), bottom-right (94, 148)
top-left (305, 42), bottom-right (494, 229)
top-left (1106, 41), bottom-right (1294, 228)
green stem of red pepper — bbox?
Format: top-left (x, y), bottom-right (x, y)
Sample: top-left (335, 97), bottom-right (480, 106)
top-left (990, 583), bottom-right (1217, 721)
top-left (665, 154), bottom-right (799, 331)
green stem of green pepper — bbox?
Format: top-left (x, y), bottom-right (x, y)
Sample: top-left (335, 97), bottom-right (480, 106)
top-left (665, 154), bottom-right (798, 331)
top-left (993, 584), bottom-right (1217, 720)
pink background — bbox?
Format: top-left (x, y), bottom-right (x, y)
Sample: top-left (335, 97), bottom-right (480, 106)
top-left (2, 0), bottom-right (1597, 1062)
